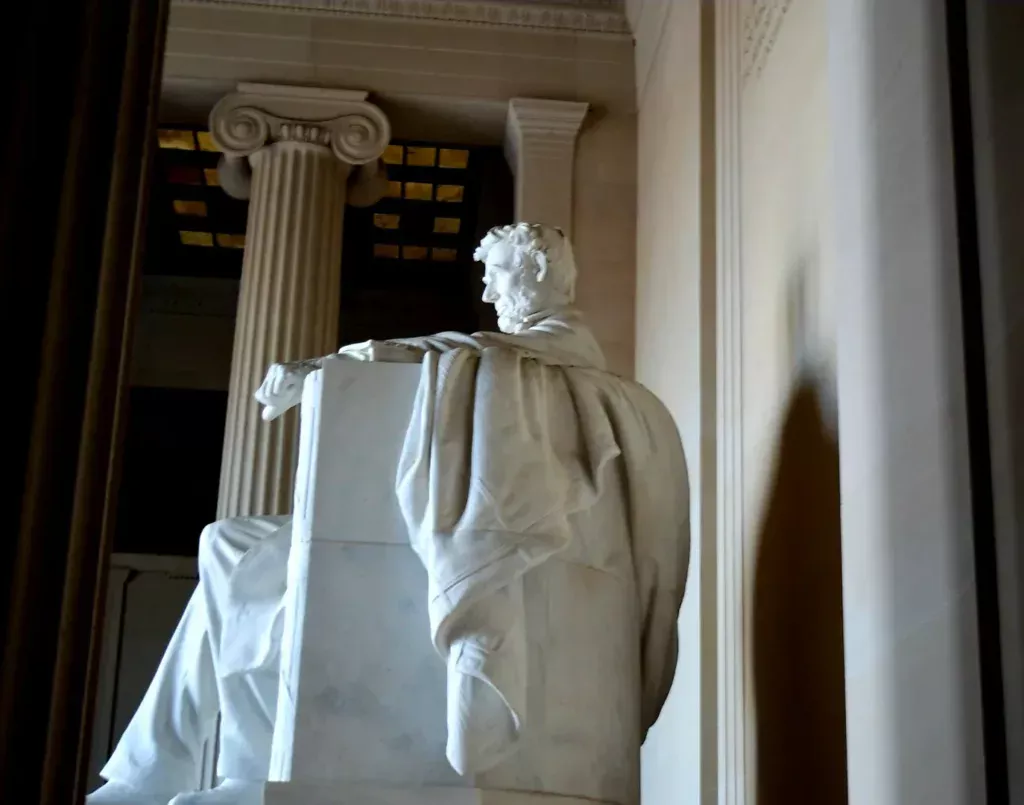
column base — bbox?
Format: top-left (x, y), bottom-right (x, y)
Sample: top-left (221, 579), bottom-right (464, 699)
top-left (264, 783), bottom-right (616, 805)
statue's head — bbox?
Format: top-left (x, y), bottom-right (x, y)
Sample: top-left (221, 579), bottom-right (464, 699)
top-left (473, 223), bottom-right (577, 334)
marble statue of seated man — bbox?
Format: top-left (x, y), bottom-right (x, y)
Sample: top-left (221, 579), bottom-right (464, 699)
top-left (87, 222), bottom-right (690, 805)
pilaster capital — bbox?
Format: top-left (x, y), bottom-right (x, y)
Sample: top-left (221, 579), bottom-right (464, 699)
top-left (503, 98), bottom-right (588, 234)
top-left (504, 98), bottom-right (589, 166)
top-left (209, 83), bottom-right (391, 166)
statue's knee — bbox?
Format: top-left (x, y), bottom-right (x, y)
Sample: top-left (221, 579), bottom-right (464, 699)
top-left (198, 516), bottom-right (274, 577)
top-left (197, 518), bottom-right (235, 574)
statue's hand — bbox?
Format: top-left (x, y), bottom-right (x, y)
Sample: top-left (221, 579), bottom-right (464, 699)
top-left (254, 360), bottom-right (319, 421)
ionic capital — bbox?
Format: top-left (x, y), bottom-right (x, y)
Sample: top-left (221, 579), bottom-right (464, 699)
top-left (210, 83), bottom-right (391, 166)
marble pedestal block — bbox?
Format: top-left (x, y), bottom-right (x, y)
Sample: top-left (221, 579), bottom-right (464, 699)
top-left (264, 783), bottom-right (605, 804)
top-left (265, 360), bottom-right (639, 805)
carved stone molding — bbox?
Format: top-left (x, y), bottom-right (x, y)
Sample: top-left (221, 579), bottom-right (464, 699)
top-left (505, 98), bottom-right (589, 164)
top-left (176, 0), bottom-right (631, 35)
top-left (209, 83), bottom-right (391, 166)
top-left (716, 1), bottom-right (751, 803)
top-left (741, 0), bottom-right (793, 82)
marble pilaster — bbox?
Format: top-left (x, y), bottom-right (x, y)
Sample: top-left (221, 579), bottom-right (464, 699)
top-left (504, 98), bottom-right (589, 235)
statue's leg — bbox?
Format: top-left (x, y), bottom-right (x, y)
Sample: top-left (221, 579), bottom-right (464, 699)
top-left (193, 517), bottom-right (290, 783)
top-left (96, 584), bottom-right (218, 795)
top-left (94, 515), bottom-right (289, 800)
top-left (215, 668), bottom-right (278, 781)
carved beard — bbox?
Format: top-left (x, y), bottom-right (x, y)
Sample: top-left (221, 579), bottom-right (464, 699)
top-left (495, 282), bottom-right (542, 334)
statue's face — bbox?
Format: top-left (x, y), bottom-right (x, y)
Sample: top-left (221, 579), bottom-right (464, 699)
top-left (482, 242), bottom-right (534, 333)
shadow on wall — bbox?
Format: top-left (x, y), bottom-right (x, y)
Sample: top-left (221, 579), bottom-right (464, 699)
top-left (753, 369), bottom-right (848, 804)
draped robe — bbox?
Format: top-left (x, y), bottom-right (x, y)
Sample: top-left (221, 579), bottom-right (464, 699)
top-left (221, 308), bottom-right (690, 775)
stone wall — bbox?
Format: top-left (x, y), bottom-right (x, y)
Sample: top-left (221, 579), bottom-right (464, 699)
top-left (574, 111), bottom-right (638, 377)
top-left (736, 1), bottom-right (845, 801)
top-left (830, 0), bottom-right (986, 800)
top-left (630, 0), bottom-right (707, 800)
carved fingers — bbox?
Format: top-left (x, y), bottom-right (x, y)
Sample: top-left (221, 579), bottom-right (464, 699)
top-left (254, 361), bottom-right (317, 421)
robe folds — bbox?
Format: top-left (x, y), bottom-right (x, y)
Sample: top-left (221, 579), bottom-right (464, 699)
top-left (220, 309), bottom-right (690, 776)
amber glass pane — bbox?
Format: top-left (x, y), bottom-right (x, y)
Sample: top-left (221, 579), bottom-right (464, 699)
top-left (382, 144), bottom-right (404, 165)
top-left (173, 200), bottom-right (208, 217)
top-left (196, 131), bottom-right (220, 152)
top-left (436, 184), bottom-right (464, 203)
top-left (168, 166), bottom-right (203, 185)
top-left (159, 129), bottom-right (196, 150)
top-left (216, 233), bottom-right (246, 249)
top-left (384, 180), bottom-right (402, 199)
top-left (403, 246), bottom-right (428, 260)
top-left (432, 248), bottom-right (458, 262)
top-left (433, 217), bottom-right (461, 234)
top-left (406, 147), bottom-right (437, 167)
top-left (180, 231), bottom-right (213, 247)
top-left (374, 213), bottom-right (400, 230)
top-left (203, 168), bottom-right (220, 187)
top-left (404, 182), bottom-right (433, 201)
top-left (438, 148), bottom-right (469, 169)
top-left (374, 244), bottom-right (400, 259)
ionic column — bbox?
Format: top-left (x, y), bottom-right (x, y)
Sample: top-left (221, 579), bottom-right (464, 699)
top-left (504, 98), bottom-right (589, 234)
top-left (210, 83), bottom-right (390, 518)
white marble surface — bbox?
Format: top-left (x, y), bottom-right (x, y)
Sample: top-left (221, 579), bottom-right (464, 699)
top-left (632, 2), bottom-right (704, 800)
top-left (830, 1), bottom-right (987, 801)
top-left (296, 361), bottom-right (420, 546)
top-left (273, 538), bottom-right (645, 798)
top-left (272, 541), bottom-right (458, 785)
top-left (262, 227), bottom-right (690, 802)
top-left (264, 783), bottom-right (609, 805)
top-left (505, 99), bottom-right (588, 235)
top-left (272, 358), bottom-right (652, 804)
top-left (89, 226), bottom-right (688, 805)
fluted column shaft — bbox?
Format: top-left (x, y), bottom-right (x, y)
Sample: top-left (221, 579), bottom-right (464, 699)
top-left (210, 83), bottom-right (390, 518)
top-left (218, 143), bottom-right (347, 517)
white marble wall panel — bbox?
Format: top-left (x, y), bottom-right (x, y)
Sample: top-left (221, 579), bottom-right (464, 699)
top-left (829, 0), bottom-right (987, 801)
top-left (632, 0), bottom-right (706, 802)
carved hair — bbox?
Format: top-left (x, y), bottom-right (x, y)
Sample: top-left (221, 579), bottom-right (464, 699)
top-left (473, 223), bottom-right (577, 305)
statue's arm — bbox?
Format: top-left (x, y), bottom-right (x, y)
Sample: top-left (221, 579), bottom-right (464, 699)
top-left (254, 339), bottom-right (429, 422)
top-left (336, 339), bottom-right (427, 363)
top-left (254, 356), bottom-right (327, 422)
top-left (256, 321), bottom-right (538, 421)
